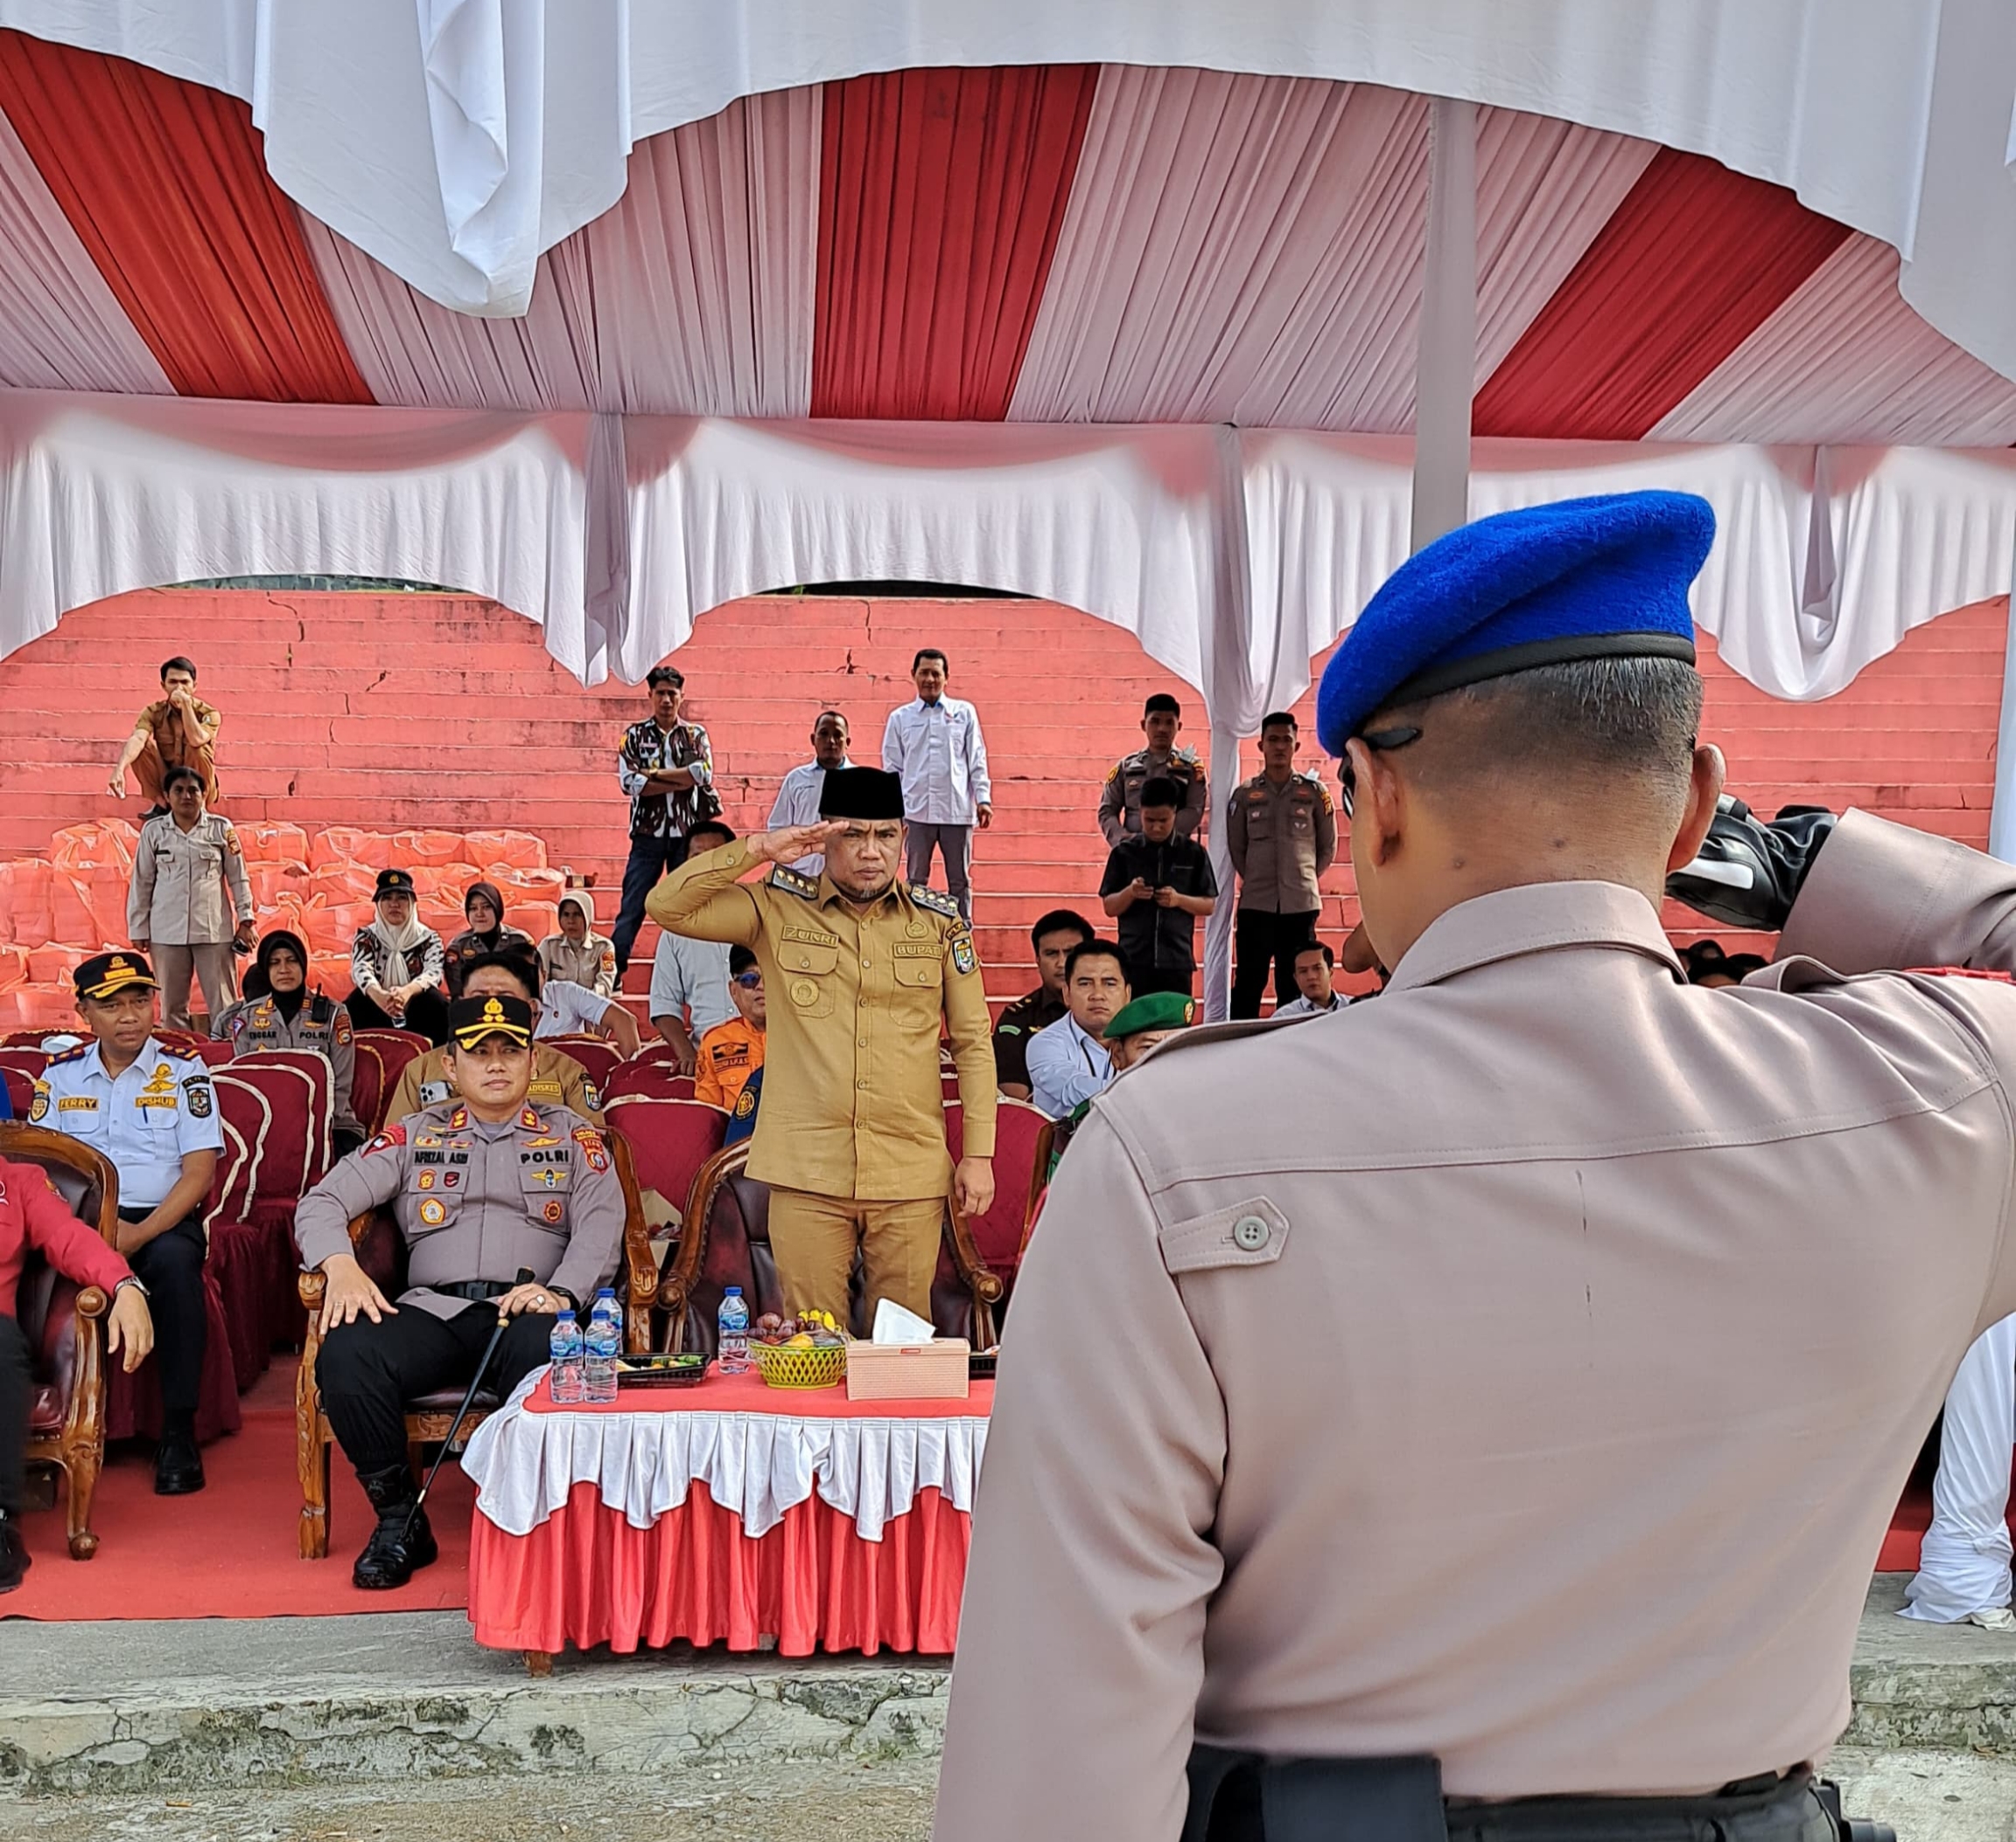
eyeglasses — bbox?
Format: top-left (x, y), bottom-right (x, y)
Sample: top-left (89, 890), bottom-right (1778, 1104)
top-left (1337, 725), bottom-right (1424, 817)
top-left (732, 972), bottom-right (763, 990)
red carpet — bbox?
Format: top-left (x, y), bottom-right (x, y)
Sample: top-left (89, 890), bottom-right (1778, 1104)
top-left (8, 1358), bottom-right (472, 1621)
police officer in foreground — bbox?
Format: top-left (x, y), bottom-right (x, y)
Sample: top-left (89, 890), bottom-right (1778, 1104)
top-left (648, 766), bottom-right (996, 1327)
top-left (936, 492), bottom-right (1956, 1841)
top-left (32, 951), bottom-right (220, 1495)
top-left (295, 992), bottom-right (624, 1589)
top-left (1099, 693), bottom-right (1208, 846)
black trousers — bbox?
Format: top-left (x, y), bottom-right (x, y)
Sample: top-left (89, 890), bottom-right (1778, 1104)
top-left (318, 1302), bottom-right (558, 1478)
top-left (345, 988), bottom-right (450, 1046)
top-left (1231, 908), bottom-right (1320, 1019)
top-left (0, 1313), bottom-right (27, 1515)
top-left (612, 834), bottom-right (690, 972)
top-left (1128, 960), bottom-right (1197, 998)
top-left (122, 1210), bottom-right (206, 1428)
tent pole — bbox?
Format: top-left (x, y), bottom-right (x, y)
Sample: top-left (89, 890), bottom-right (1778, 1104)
top-left (1991, 571), bottom-right (2016, 860)
top-left (1411, 96), bottom-right (1477, 552)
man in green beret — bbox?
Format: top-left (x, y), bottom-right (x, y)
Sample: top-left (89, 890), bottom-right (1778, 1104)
top-left (1046, 991), bottom-right (1197, 1179)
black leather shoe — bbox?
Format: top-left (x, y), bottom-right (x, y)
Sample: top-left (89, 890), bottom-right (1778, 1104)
top-left (353, 1466), bottom-right (438, 1590)
top-left (153, 1428), bottom-right (206, 1495)
top-left (0, 1510), bottom-right (28, 1593)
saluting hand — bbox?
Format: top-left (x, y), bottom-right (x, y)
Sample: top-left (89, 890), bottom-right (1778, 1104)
top-left (318, 1252), bottom-right (397, 1334)
top-left (752, 822), bottom-right (843, 865)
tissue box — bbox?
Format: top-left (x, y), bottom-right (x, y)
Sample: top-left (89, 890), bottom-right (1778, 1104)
top-left (845, 1337), bottom-right (971, 1401)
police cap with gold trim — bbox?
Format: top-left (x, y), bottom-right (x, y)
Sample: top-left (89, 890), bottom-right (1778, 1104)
top-left (447, 991), bottom-right (535, 1047)
top-left (74, 950), bottom-right (160, 1000)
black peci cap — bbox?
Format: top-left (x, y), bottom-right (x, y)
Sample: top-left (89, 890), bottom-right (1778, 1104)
top-left (818, 767), bottom-right (906, 822)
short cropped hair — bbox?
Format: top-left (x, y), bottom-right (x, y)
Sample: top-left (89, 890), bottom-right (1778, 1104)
top-left (1259, 711), bottom-right (1298, 734)
top-left (1064, 939), bottom-right (1129, 986)
top-left (912, 648), bottom-right (948, 674)
top-left (458, 948), bottom-right (541, 998)
top-left (160, 655), bottom-right (197, 683)
top-left (729, 944), bottom-right (759, 978)
top-left (160, 764), bottom-right (203, 794)
top-left (1138, 776), bottom-right (1182, 810)
top-left (646, 665), bottom-right (685, 691)
top-left (1294, 939), bottom-right (1334, 969)
top-left (814, 709), bottom-right (848, 729)
top-left (687, 818), bottom-right (737, 851)
top-left (1030, 909), bottom-right (1095, 954)
top-left (1144, 693), bottom-right (1180, 718)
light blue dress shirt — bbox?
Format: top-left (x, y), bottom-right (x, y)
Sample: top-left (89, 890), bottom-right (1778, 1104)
top-left (1025, 1013), bottom-right (1114, 1121)
top-left (32, 1037), bottom-right (224, 1208)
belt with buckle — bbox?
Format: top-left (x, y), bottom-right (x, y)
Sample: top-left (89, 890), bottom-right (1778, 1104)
top-left (431, 1278), bottom-right (517, 1303)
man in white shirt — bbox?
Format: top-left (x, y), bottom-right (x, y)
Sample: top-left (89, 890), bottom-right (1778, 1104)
top-left (1273, 939), bottom-right (1351, 1017)
top-left (881, 648), bottom-right (991, 921)
top-left (648, 822), bottom-right (737, 1073)
top-left (1026, 940), bottom-right (1130, 1120)
top-left (535, 974), bottom-right (641, 1054)
top-left (766, 710), bottom-right (853, 874)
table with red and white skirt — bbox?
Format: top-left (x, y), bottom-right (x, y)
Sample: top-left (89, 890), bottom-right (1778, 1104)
top-left (458, 1367), bottom-right (991, 1668)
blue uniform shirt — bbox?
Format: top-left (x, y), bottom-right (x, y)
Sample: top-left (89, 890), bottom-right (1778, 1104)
top-left (31, 1038), bottom-right (223, 1209)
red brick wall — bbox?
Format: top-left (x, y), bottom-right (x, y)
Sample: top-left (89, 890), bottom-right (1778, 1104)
top-left (1, 586), bottom-right (2003, 1001)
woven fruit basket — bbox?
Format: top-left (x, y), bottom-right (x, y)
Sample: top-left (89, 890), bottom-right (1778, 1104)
top-left (752, 1341), bottom-right (847, 1390)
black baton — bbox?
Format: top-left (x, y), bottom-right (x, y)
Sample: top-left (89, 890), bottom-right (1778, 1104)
top-left (402, 1266), bottom-right (536, 1543)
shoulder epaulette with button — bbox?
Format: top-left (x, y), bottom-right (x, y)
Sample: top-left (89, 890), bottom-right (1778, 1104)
top-left (1175, 746), bottom-right (1199, 765)
top-left (908, 883), bottom-right (962, 921)
top-left (769, 865), bottom-right (820, 900)
top-left (46, 1042), bottom-right (91, 1067)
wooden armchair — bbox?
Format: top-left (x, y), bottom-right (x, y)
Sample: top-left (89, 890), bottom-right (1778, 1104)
top-left (294, 1131), bottom-right (654, 1560)
top-left (1, 1123), bottom-right (119, 1559)
top-left (656, 1143), bottom-right (1006, 1352)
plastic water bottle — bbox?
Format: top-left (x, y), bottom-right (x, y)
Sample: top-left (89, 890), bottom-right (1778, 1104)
top-left (718, 1286), bottom-right (751, 1374)
top-left (548, 1313), bottom-right (584, 1405)
top-left (584, 1288), bottom-right (621, 1404)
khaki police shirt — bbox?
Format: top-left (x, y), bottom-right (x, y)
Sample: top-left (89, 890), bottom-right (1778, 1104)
top-left (1224, 769), bottom-right (1336, 914)
top-left (294, 1099), bottom-right (624, 1320)
top-left (648, 839), bottom-right (996, 1200)
top-left (935, 812), bottom-right (2016, 1837)
top-left (212, 994), bottom-right (364, 1138)
top-left (1098, 746), bottom-right (1208, 846)
top-left (129, 812), bottom-right (254, 946)
top-left (384, 1041), bottom-right (603, 1130)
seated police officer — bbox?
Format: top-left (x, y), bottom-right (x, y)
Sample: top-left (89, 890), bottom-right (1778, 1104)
top-left (295, 992), bottom-right (624, 1589)
top-left (31, 951), bottom-right (220, 1495)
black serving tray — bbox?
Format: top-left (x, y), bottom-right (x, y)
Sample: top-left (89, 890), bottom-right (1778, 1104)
top-left (615, 1353), bottom-right (711, 1388)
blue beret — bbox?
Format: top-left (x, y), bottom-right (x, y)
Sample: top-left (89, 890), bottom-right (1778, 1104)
top-left (1314, 491), bottom-right (1714, 755)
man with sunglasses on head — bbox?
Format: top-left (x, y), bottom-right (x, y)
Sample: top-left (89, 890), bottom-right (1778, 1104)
top-left (648, 767), bottom-right (995, 1328)
top-left (937, 491), bottom-right (1951, 1842)
top-left (694, 946), bottom-right (766, 1112)
top-left (1225, 711), bottom-right (1336, 1018)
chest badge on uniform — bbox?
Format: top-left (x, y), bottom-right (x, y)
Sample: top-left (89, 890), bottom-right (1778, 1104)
top-left (534, 1167), bottom-right (563, 1188)
top-left (444, 1171), bottom-right (460, 1187)
top-left (541, 1199), bottom-right (564, 1224)
top-left (417, 1171), bottom-right (436, 1190)
top-left (790, 977), bottom-right (818, 1007)
top-left (416, 1197), bottom-right (447, 1227)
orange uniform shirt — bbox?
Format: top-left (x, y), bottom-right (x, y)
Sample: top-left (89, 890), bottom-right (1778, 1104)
top-left (693, 1016), bottom-right (765, 1111)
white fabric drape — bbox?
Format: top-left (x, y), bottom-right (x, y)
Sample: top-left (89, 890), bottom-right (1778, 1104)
top-left (1902, 1313), bottom-right (2016, 1624)
top-left (304, 88), bottom-right (820, 417)
top-left (9, 2), bottom-right (2012, 389)
top-left (460, 1371), bottom-right (990, 1541)
top-left (615, 417), bottom-right (1229, 688)
top-left (0, 110), bottom-right (172, 396)
top-left (0, 390), bottom-right (593, 671)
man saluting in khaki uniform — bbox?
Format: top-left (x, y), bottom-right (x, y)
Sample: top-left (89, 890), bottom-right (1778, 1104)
top-left (937, 492), bottom-right (1982, 1841)
top-left (649, 767), bottom-right (995, 1326)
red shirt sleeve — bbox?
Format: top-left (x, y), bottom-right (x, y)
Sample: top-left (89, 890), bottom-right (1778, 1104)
top-left (14, 1160), bottom-right (131, 1295)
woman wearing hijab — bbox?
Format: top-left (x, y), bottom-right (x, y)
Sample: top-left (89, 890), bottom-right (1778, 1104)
top-left (346, 869), bottom-right (449, 1042)
top-left (443, 879), bottom-right (534, 995)
top-left (214, 930), bottom-right (369, 1153)
top-left (536, 888), bottom-right (619, 997)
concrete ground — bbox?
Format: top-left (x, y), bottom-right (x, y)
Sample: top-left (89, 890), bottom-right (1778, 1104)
top-left (9, 1575), bottom-right (2016, 1837)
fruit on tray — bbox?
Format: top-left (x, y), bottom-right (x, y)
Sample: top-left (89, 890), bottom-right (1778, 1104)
top-left (753, 1308), bottom-right (845, 1348)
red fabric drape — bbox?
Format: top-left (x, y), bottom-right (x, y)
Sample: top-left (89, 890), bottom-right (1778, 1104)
top-left (0, 32), bottom-right (371, 403)
top-left (467, 1479), bottom-right (972, 1656)
top-left (812, 65), bottom-right (1098, 420)
top-left (1472, 147), bottom-right (1851, 440)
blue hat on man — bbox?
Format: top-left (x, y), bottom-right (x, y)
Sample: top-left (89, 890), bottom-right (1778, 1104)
top-left (1314, 490), bottom-right (1716, 756)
